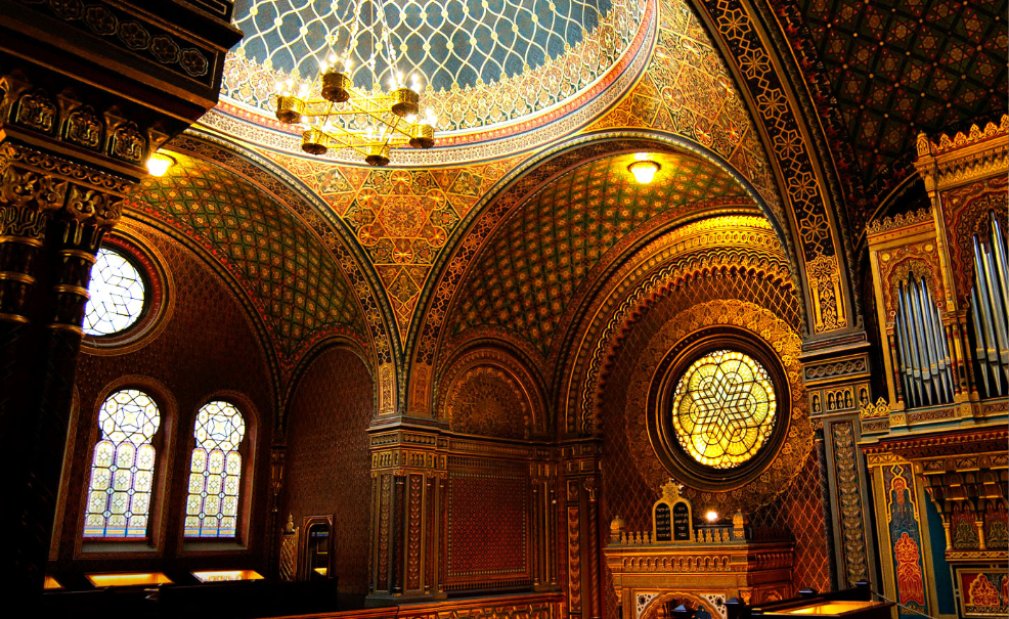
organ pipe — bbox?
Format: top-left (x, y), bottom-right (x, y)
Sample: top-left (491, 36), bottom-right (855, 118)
top-left (969, 213), bottom-right (1009, 398)
top-left (894, 275), bottom-right (955, 408)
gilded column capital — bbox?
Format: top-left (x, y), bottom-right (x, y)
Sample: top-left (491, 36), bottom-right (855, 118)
top-left (0, 140), bottom-right (128, 238)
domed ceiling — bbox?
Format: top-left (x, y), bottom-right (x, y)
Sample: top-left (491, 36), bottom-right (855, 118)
top-left (214, 0), bottom-right (652, 163)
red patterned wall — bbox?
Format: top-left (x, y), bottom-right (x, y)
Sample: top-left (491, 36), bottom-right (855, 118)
top-left (749, 450), bottom-right (832, 591)
top-left (61, 219), bottom-right (276, 568)
top-left (284, 346), bottom-right (374, 595)
top-left (446, 462), bottom-right (530, 591)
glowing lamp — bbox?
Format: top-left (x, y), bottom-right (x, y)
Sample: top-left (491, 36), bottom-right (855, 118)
top-left (628, 159), bottom-right (660, 184)
top-left (145, 152), bottom-right (176, 177)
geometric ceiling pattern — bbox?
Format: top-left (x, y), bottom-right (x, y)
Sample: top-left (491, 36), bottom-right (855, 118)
top-left (234, 0), bottom-right (614, 89)
top-left (128, 154), bottom-right (367, 363)
top-left (591, 0), bottom-right (781, 220)
top-left (446, 151), bottom-right (755, 357)
top-left (224, 0), bottom-right (644, 134)
top-left (786, 0), bottom-right (1008, 224)
top-left (271, 151), bottom-right (523, 341)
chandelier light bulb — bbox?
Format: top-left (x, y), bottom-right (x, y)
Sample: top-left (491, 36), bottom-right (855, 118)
top-left (270, 5), bottom-right (436, 165)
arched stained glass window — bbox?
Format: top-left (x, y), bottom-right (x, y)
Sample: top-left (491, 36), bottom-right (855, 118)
top-left (670, 349), bottom-right (777, 470)
top-left (84, 247), bottom-right (146, 336)
top-left (185, 401), bottom-right (246, 538)
top-left (83, 389), bottom-right (161, 538)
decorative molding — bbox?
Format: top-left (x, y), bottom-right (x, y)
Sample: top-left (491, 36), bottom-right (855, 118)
top-left (860, 398), bottom-right (891, 421)
top-left (802, 354), bottom-right (869, 384)
top-left (915, 115), bottom-right (1009, 192)
top-left (619, 300), bottom-right (811, 514)
top-left (831, 421), bottom-right (869, 585)
top-left (866, 209), bottom-right (934, 237)
top-left (12, 0), bottom-right (224, 88)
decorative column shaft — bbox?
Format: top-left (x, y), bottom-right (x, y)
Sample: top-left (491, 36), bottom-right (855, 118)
top-left (367, 425), bottom-right (448, 602)
top-left (0, 129), bottom-right (127, 594)
top-left (800, 342), bottom-right (878, 590)
top-left (560, 440), bottom-right (602, 619)
top-left (531, 455), bottom-right (560, 591)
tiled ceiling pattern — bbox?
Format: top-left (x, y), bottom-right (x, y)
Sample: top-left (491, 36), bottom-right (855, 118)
top-left (788, 0), bottom-right (1007, 221)
top-left (447, 152), bottom-right (754, 356)
top-left (130, 154), bottom-right (367, 362)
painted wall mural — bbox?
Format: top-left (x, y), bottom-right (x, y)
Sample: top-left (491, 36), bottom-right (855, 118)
top-left (957, 569), bottom-right (1009, 618)
top-left (884, 466), bottom-right (928, 618)
top-left (129, 153), bottom-right (370, 367)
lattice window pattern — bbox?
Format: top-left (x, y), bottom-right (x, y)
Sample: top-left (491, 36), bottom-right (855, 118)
top-left (234, 0), bottom-right (613, 90)
top-left (83, 389), bottom-right (161, 538)
top-left (185, 401), bottom-right (247, 538)
top-left (84, 247), bottom-right (146, 337)
top-left (671, 350), bottom-right (777, 469)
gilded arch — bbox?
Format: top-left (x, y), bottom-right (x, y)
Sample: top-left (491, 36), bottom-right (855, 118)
top-left (410, 130), bottom-right (801, 418)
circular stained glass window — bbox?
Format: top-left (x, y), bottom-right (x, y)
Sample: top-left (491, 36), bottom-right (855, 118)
top-left (84, 247), bottom-right (146, 336)
top-left (670, 349), bottom-right (777, 470)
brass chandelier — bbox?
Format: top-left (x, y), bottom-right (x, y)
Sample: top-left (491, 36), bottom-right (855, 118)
top-left (272, 0), bottom-right (436, 166)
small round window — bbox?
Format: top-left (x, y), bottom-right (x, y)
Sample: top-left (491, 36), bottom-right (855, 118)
top-left (670, 349), bottom-right (777, 469)
top-left (84, 247), bottom-right (147, 337)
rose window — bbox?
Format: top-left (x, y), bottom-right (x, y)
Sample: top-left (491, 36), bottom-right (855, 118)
top-left (670, 349), bottom-right (777, 469)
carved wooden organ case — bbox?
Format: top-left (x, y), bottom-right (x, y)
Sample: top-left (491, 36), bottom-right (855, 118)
top-left (863, 115), bottom-right (1008, 619)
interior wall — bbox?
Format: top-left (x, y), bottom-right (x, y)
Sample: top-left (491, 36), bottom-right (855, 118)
top-left (597, 267), bottom-right (830, 592)
top-left (58, 218), bottom-right (276, 570)
top-left (283, 346), bottom-right (374, 596)
top-left (445, 456), bottom-right (532, 592)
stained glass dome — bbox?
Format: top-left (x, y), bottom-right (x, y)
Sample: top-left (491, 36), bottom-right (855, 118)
top-left (216, 0), bottom-right (650, 159)
top-left (670, 349), bottom-right (777, 470)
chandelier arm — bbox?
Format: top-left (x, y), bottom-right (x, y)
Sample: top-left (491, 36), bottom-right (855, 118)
top-left (375, 0), bottom-right (401, 89)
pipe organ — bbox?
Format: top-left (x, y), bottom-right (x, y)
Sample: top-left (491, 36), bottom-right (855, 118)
top-left (893, 274), bottom-right (955, 408)
top-left (969, 214), bottom-right (1009, 399)
top-left (862, 116), bottom-right (1008, 619)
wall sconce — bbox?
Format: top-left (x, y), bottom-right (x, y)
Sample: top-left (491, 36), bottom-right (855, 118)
top-left (145, 151), bottom-right (176, 177)
top-left (628, 155), bottom-right (660, 184)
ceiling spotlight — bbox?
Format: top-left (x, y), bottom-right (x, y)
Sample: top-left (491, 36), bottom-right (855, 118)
top-left (628, 158), bottom-right (660, 184)
top-left (145, 151), bottom-right (176, 177)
